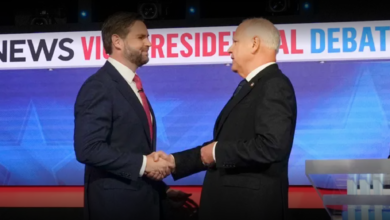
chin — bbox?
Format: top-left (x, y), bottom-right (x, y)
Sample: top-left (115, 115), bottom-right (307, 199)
top-left (141, 57), bottom-right (149, 65)
top-left (231, 65), bottom-right (238, 73)
top-left (231, 61), bottom-right (239, 72)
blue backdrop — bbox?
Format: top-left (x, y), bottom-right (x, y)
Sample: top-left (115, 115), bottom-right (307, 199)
top-left (0, 60), bottom-right (389, 186)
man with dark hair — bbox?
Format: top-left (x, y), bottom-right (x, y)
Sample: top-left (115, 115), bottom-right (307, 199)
top-left (73, 12), bottom-right (188, 220)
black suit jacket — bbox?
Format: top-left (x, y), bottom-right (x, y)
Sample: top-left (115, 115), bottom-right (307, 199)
top-left (73, 61), bottom-right (167, 220)
top-left (171, 64), bottom-right (297, 220)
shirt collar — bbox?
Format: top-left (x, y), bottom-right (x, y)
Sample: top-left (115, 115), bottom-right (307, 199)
top-left (108, 57), bottom-right (136, 83)
top-left (245, 62), bottom-right (276, 82)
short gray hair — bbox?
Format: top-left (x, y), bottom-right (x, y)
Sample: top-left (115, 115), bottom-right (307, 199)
top-left (242, 18), bottom-right (280, 53)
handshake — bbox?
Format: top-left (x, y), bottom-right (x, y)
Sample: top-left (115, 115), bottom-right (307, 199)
top-left (144, 151), bottom-right (175, 181)
top-left (143, 141), bottom-right (216, 181)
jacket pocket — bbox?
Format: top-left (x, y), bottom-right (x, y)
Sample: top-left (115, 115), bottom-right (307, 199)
top-left (222, 175), bottom-right (261, 190)
top-left (103, 178), bottom-right (141, 190)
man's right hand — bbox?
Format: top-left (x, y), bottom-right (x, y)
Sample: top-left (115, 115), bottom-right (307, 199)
top-left (152, 151), bottom-right (175, 165)
top-left (144, 152), bottom-right (175, 181)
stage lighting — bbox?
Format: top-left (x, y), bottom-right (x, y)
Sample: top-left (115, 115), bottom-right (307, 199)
top-left (138, 2), bottom-right (160, 19)
top-left (30, 10), bottom-right (52, 25)
top-left (15, 8), bottom-right (67, 26)
top-left (268, 0), bottom-right (288, 13)
top-left (78, 0), bottom-right (91, 23)
top-left (186, 0), bottom-right (199, 20)
top-left (299, 0), bottom-right (313, 16)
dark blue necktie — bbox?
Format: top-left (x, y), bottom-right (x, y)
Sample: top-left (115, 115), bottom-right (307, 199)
top-left (233, 79), bottom-right (247, 96)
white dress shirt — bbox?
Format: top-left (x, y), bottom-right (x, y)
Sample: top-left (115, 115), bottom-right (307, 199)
top-left (212, 62), bottom-right (276, 162)
top-left (108, 57), bottom-right (152, 176)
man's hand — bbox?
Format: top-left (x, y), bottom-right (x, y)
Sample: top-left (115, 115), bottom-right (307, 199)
top-left (145, 151), bottom-right (175, 181)
top-left (166, 188), bottom-right (192, 201)
top-left (201, 142), bottom-right (215, 165)
top-left (166, 188), bottom-right (198, 211)
top-left (152, 151), bottom-right (175, 170)
top-left (153, 151), bottom-right (175, 164)
top-left (144, 152), bottom-right (174, 181)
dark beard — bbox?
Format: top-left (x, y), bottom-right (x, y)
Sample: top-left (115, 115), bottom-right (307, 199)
top-left (124, 45), bottom-right (149, 67)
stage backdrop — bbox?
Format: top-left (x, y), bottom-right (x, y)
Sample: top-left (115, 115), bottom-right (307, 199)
top-left (0, 20), bottom-right (390, 186)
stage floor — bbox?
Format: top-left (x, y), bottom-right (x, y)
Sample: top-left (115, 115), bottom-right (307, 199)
top-left (0, 186), bottom-right (323, 208)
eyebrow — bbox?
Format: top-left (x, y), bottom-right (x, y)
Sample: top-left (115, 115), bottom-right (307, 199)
top-left (137, 33), bottom-right (149, 37)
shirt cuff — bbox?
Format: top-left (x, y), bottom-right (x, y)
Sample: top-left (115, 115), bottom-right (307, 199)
top-left (213, 142), bottom-right (217, 162)
top-left (171, 155), bottom-right (176, 173)
top-left (139, 155), bottom-right (147, 177)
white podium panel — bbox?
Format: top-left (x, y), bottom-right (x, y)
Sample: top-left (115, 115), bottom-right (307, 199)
top-left (305, 159), bottom-right (390, 220)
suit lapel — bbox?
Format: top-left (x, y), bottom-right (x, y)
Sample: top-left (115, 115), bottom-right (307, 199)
top-left (104, 62), bottom-right (152, 147)
top-left (213, 95), bottom-right (233, 137)
top-left (214, 63), bottom-right (279, 138)
top-left (215, 83), bottom-right (252, 138)
top-left (147, 98), bottom-right (157, 151)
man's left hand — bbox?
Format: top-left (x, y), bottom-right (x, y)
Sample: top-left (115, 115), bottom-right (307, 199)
top-left (166, 188), bottom-right (198, 215)
top-left (166, 188), bottom-right (193, 209)
top-left (166, 188), bottom-right (192, 201)
top-left (201, 142), bottom-right (215, 165)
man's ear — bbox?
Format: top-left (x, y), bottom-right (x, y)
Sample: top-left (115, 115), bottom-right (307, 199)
top-left (251, 36), bottom-right (261, 53)
top-left (111, 34), bottom-right (123, 51)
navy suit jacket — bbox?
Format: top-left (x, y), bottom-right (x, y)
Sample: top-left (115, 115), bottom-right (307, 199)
top-left (74, 61), bottom-right (167, 220)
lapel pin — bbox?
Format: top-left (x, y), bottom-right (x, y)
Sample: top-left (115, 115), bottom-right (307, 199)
top-left (250, 82), bottom-right (254, 87)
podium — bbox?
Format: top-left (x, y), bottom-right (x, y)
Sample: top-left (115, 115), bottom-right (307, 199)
top-left (305, 159), bottom-right (390, 220)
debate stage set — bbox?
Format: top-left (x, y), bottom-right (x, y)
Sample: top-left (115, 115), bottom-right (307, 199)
top-left (1, 19), bottom-right (390, 219)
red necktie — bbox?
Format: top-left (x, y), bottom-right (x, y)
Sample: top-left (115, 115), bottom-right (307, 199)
top-left (133, 74), bottom-right (153, 140)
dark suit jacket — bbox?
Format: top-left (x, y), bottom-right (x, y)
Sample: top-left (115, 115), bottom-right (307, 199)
top-left (171, 64), bottom-right (297, 220)
top-left (73, 61), bottom-right (167, 220)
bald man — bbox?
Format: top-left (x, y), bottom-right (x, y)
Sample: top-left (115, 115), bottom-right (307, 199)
top-left (153, 18), bottom-right (297, 220)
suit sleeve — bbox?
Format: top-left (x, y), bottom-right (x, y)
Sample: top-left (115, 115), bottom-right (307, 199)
top-left (73, 80), bottom-right (143, 181)
top-left (170, 140), bottom-right (212, 180)
top-left (215, 77), bottom-right (296, 168)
